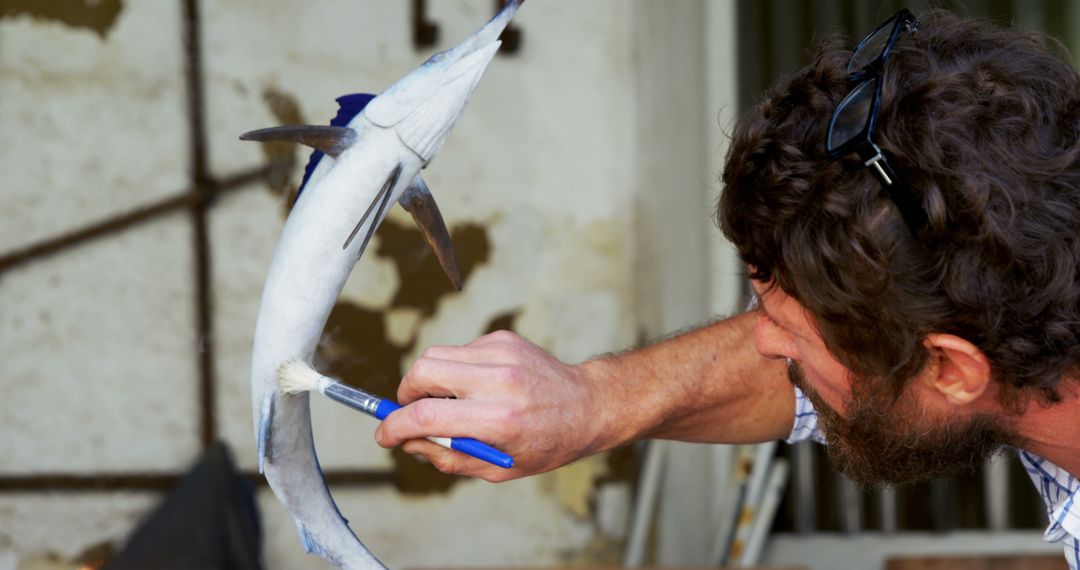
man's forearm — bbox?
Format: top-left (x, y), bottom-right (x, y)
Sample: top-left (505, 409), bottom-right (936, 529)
top-left (583, 311), bottom-right (795, 452)
top-left (379, 311), bottom-right (794, 481)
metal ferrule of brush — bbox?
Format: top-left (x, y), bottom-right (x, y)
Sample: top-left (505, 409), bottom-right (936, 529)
top-left (322, 381), bottom-right (381, 416)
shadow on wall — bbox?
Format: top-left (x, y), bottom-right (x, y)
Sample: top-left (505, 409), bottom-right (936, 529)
top-left (104, 443), bottom-right (262, 570)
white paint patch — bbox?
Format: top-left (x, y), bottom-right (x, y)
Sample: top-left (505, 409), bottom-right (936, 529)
top-left (0, 214), bottom-right (199, 472)
top-left (0, 0), bottom-right (187, 250)
top-left (0, 493), bottom-right (158, 564)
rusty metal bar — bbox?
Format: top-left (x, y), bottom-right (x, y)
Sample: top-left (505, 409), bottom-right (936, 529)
top-left (0, 469), bottom-right (396, 492)
top-left (0, 193), bottom-right (195, 273)
top-left (0, 166), bottom-right (269, 275)
top-left (181, 0), bottom-right (217, 448)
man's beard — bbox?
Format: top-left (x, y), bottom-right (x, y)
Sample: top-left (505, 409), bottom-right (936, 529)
top-left (787, 362), bottom-right (1011, 485)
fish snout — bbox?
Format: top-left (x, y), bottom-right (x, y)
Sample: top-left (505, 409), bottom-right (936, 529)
top-left (366, 40), bottom-right (503, 165)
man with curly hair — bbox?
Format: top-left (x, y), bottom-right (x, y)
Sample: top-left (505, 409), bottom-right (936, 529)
top-left (376, 9), bottom-right (1080, 566)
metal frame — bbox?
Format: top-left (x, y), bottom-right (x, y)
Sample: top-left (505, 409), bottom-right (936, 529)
top-left (0, 0), bottom-right (395, 493)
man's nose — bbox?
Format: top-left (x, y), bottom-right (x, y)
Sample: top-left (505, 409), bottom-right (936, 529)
top-left (753, 312), bottom-right (797, 361)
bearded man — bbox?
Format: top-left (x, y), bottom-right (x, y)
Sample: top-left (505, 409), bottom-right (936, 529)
top-left (375, 9), bottom-right (1080, 566)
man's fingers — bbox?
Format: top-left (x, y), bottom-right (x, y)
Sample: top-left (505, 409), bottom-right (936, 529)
top-left (466, 329), bottom-right (526, 348)
top-left (375, 397), bottom-right (513, 448)
top-left (417, 343), bottom-right (512, 365)
top-left (399, 331), bottom-right (534, 403)
top-left (399, 439), bottom-right (512, 482)
top-left (398, 358), bottom-right (485, 402)
top-left (399, 357), bottom-right (516, 404)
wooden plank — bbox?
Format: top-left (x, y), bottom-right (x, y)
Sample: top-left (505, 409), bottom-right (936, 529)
top-left (886, 554), bottom-right (1068, 570)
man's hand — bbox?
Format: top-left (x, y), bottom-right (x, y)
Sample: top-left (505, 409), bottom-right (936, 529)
top-left (374, 330), bottom-right (610, 482)
top-left (375, 312), bottom-right (795, 482)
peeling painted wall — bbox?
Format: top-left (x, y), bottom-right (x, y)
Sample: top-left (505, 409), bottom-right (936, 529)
top-left (0, 0), bottom-right (123, 39)
top-left (0, 1), bottom-right (730, 568)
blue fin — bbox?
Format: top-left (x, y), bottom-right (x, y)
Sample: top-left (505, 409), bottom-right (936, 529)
top-left (256, 392), bottom-right (276, 473)
top-left (296, 93), bottom-right (378, 201)
top-left (296, 521), bottom-right (328, 558)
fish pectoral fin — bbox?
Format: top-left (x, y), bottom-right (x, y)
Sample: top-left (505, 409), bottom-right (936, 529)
top-left (399, 176), bottom-right (462, 290)
top-left (240, 125), bottom-right (358, 158)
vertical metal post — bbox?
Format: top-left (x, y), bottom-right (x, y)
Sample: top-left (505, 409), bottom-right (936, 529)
top-left (623, 440), bottom-right (666, 567)
top-left (930, 478), bottom-right (954, 531)
top-left (738, 459), bottom-right (790, 567)
top-left (181, 0), bottom-right (217, 448)
top-left (708, 444), bottom-right (737, 562)
top-left (793, 440), bottom-right (817, 533)
top-left (877, 486), bottom-right (898, 534)
top-left (984, 454), bottom-right (1011, 531)
top-left (838, 474), bottom-right (863, 534)
top-left (711, 444), bottom-right (755, 565)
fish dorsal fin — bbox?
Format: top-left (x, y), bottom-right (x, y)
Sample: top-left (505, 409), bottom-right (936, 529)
top-left (239, 125), bottom-right (358, 157)
top-left (296, 93), bottom-right (377, 197)
top-left (329, 93), bottom-right (377, 127)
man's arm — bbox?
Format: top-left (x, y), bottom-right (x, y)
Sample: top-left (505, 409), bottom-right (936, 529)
top-left (374, 311), bottom-right (794, 482)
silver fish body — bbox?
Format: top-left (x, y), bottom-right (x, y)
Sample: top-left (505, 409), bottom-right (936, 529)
top-left (247, 2), bottom-right (524, 567)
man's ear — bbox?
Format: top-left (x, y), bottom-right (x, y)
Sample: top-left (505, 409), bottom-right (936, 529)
top-left (923, 334), bottom-right (992, 405)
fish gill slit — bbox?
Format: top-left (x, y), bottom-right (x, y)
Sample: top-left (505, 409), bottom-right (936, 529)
top-left (262, 395), bottom-right (276, 465)
top-left (343, 163), bottom-right (404, 251)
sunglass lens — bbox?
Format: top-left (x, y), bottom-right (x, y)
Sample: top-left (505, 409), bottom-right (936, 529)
top-left (828, 77), bottom-right (877, 152)
top-left (848, 21), bottom-right (893, 73)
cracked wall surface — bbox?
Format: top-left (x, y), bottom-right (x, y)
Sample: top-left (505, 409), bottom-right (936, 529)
top-left (0, 1), bottom-right (681, 568)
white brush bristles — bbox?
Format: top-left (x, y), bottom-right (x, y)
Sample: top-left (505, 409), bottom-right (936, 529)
top-left (277, 360), bottom-right (324, 395)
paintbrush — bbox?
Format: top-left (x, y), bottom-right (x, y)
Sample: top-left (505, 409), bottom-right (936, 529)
top-left (277, 360), bottom-right (514, 469)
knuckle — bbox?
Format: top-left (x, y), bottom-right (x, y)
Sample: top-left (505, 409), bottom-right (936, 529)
top-left (408, 399), bottom-right (438, 429)
top-left (407, 358), bottom-right (431, 379)
top-left (493, 406), bottom-right (522, 435)
top-left (495, 365), bottom-right (523, 387)
top-left (479, 468), bottom-right (508, 483)
top-left (431, 454), bottom-right (460, 476)
top-left (401, 440), bottom-right (425, 457)
top-left (485, 329), bottom-right (519, 347)
top-left (489, 330), bottom-right (514, 342)
top-left (419, 345), bottom-right (446, 360)
top-left (375, 422), bottom-right (396, 445)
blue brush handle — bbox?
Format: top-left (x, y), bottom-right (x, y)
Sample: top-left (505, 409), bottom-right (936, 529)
top-left (374, 399), bottom-right (402, 420)
top-left (450, 437), bottom-right (514, 469)
top-left (373, 399), bottom-right (514, 469)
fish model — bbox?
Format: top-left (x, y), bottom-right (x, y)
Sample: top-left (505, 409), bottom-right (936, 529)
top-left (242, 2), bottom-right (524, 567)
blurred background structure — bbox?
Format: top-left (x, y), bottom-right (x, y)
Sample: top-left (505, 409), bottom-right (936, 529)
top-left (0, 1), bottom-right (1077, 569)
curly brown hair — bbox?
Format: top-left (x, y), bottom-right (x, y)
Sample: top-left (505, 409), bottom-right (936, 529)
top-left (718, 10), bottom-right (1080, 409)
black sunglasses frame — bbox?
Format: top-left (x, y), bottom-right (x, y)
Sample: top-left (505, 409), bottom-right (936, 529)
top-left (826, 9), bottom-right (929, 238)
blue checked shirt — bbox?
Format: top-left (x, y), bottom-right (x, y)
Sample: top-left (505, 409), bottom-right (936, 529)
top-left (786, 386), bottom-right (1080, 569)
